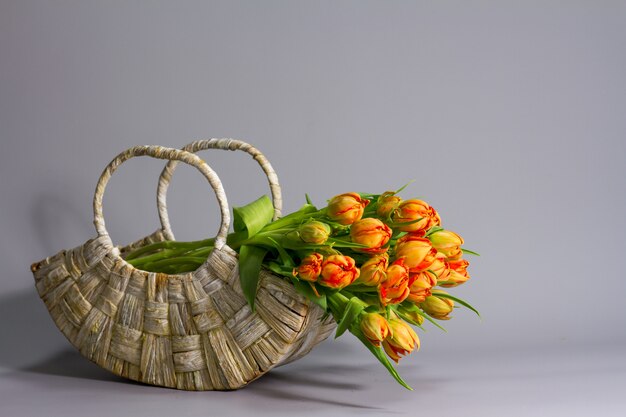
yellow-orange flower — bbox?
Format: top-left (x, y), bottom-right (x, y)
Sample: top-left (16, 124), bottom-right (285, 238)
top-left (439, 246), bottom-right (463, 261)
top-left (319, 255), bottom-right (360, 289)
top-left (440, 259), bottom-right (470, 287)
top-left (327, 193), bottom-right (369, 225)
top-left (379, 259), bottom-right (410, 305)
top-left (398, 309), bottom-right (425, 326)
top-left (420, 290), bottom-right (454, 320)
top-left (293, 253), bottom-right (323, 282)
top-left (429, 230), bottom-right (463, 249)
top-left (406, 271), bottom-right (437, 303)
top-left (394, 235), bottom-right (435, 272)
top-left (392, 199), bottom-right (440, 234)
top-left (429, 230), bottom-right (464, 261)
top-left (299, 221), bottom-right (331, 244)
top-left (428, 252), bottom-right (449, 282)
top-left (357, 253), bottom-right (388, 286)
top-left (376, 192), bottom-right (402, 219)
top-left (360, 313), bottom-right (390, 347)
top-left (350, 218), bottom-right (392, 253)
top-left (382, 319), bottom-right (420, 363)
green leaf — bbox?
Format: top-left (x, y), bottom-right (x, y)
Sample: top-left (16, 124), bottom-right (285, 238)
top-left (424, 226), bottom-right (444, 238)
top-left (326, 237), bottom-right (370, 249)
top-left (385, 217), bottom-right (424, 228)
top-left (364, 305), bottom-right (382, 313)
top-left (350, 324), bottom-right (413, 390)
top-left (266, 236), bottom-right (295, 267)
top-left (233, 195), bottom-right (274, 238)
top-left (462, 248), bottom-right (481, 256)
top-left (335, 297), bottom-right (365, 338)
top-left (305, 193), bottom-right (313, 205)
top-left (267, 262), bottom-right (295, 279)
top-left (239, 244), bottom-right (268, 310)
top-left (394, 181), bottom-right (414, 194)
top-left (435, 292), bottom-right (481, 318)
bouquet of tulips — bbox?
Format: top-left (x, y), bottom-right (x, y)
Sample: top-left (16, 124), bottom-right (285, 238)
top-left (125, 187), bottom-right (479, 389)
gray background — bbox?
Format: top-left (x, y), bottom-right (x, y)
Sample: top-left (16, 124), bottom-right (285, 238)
top-left (1, 1), bottom-right (625, 416)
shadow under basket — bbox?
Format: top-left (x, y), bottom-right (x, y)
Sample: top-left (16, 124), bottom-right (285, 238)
top-left (31, 229), bottom-right (335, 390)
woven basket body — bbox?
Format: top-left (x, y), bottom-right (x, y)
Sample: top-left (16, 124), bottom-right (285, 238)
top-left (31, 143), bottom-right (335, 390)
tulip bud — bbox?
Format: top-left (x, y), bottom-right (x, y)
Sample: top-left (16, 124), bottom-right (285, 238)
top-left (392, 199), bottom-right (440, 234)
top-left (379, 259), bottom-right (410, 305)
top-left (350, 218), bottom-right (392, 253)
top-left (376, 192), bottom-right (402, 219)
top-left (440, 259), bottom-right (470, 287)
top-left (406, 271), bottom-right (436, 303)
top-left (429, 230), bottom-right (464, 260)
top-left (299, 221), bottom-right (331, 244)
top-left (398, 309), bottom-right (424, 326)
top-left (293, 253), bottom-right (324, 282)
top-left (428, 230), bottom-right (464, 250)
top-left (357, 253), bottom-right (388, 286)
top-left (382, 319), bottom-right (420, 363)
top-left (394, 235), bottom-right (434, 272)
top-left (420, 290), bottom-right (454, 320)
top-left (319, 255), bottom-right (360, 289)
top-left (327, 193), bottom-right (369, 225)
top-left (360, 313), bottom-right (390, 347)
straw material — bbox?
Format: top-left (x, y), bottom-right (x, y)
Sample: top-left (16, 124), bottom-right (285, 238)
top-left (157, 138), bottom-right (283, 241)
top-left (31, 144), bottom-right (335, 390)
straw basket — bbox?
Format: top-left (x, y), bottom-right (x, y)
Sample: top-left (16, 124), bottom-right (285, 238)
top-left (31, 141), bottom-right (335, 390)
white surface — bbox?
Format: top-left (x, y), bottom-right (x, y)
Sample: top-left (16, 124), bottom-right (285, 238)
top-left (1, 340), bottom-right (625, 417)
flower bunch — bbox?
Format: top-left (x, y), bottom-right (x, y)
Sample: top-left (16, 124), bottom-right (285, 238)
top-left (125, 188), bottom-right (479, 389)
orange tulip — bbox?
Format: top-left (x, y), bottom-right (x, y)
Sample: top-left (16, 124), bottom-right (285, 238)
top-left (439, 246), bottom-right (463, 261)
top-left (429, 252), bottom-right (450, 282)
top-left (319, 255), bottom-right (360, 289)
top-left (394, 235), bottom-right (435, 272)
top-left (440, 259), bottom-right (470, 287)
top-left (299, 221), bottom-right (331, 244)
top-left (293, 253), bottom-right (323, 282)
top-left (382, 319), bottom-right (420, 363)
top-left (392, 199), bottom-right (440, 234)
top-left (420, 290), bottom-right (454, 320)
top-left (406, 271), bottom-right (437, 303)
top-left (357, 253), bottom-right (388, 286)
top-left (350, 218), bottom-right (392, 253)
top-left (379, 259), bottom-right (410, 305)
top-left (360, 313), bottom-right (390, 347)
top-left (376, 192), bottom-right (402, 219)
top-left (327, 193), bottom-right (369, 225)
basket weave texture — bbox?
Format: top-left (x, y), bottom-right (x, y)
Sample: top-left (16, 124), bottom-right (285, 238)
top-left (31, 142), bottom-right (335, 390)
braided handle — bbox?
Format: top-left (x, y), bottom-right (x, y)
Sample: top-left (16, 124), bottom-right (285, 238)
top-left (93, 145), bottom-right (230, 251)
top-left (157, 138), bottom-right (281, 241)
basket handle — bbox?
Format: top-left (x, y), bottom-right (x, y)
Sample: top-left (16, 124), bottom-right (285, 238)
top-left (93, 145), bottom-right (230, 251)
top-left (156, 138), bottom-right (281, 241)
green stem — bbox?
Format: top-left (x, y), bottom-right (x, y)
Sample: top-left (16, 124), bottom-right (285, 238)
top-left (142, 256), bottom-right (207, 272)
